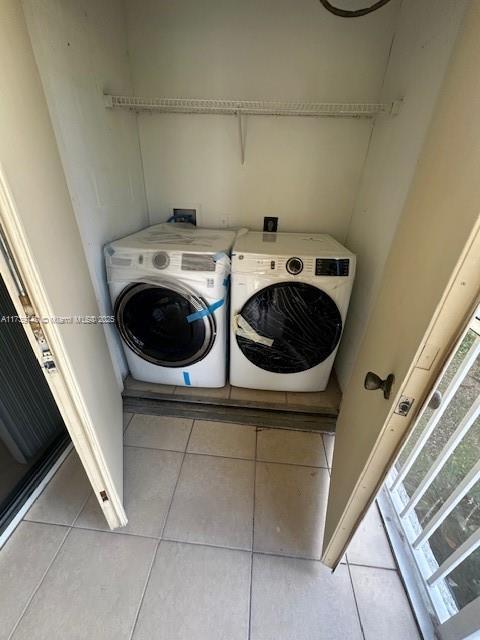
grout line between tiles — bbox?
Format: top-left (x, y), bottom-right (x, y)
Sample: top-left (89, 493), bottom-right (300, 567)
top-left (159, 421), bottom-right (194, 541)
top-left (347, 560), bottom-right (398, 572)
top-left (249, 549), bottom-right (323, 562)
top-left (122, 445), bottom-right (328, 470)
top-left (346, 557), bottom-right (366, 640)
top-left (247, 427), bottom-right (258, 640)
top-left (161, 537), bottom-right (252, 553)
top-left (123, 444), bottom-right (188, 456)
top-left (70, 523), bottom-right (159, 542)
top-left (321, 434), bottom-right (331, 472)
top-left (7, 524), bottom-right (73, 640)
top-left (127, 540), bottom-right (160, 640)
top-left (71, 489), bottom-right (95, 528)
top-left (128, 420), bottom-right (194, 640)
top-left (21, 523), bottom-right (346, 565)
top-left (9, 454), bottom-right (101, 639)
top-left (124, 413), bottom-right (134, 433)
top-left (158, 537), bottom-right (331, 563)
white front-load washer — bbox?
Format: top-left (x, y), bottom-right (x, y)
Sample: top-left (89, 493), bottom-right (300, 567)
top-left (230, 232), bottom-right (355, 392)
top-left (105, 224), bottom-right (235, 388)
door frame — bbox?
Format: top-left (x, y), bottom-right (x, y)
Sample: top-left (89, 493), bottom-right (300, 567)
top-left (0, 166), bottom-right (127, 530)
top-left (323, 215), bottom-right (480, 567)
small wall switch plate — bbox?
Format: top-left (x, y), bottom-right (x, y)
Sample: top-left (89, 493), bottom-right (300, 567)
top-left (263, 217), bottom-right (278, 232)
top-left (219, 215), bottom-right (231, 228)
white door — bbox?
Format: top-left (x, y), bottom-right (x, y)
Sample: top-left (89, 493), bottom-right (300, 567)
top-left (0, 0), bottom-right (126, 529)
top-left (323, 2), bottom-right (480, 569)
top-left (386, 308), bottom-right (480, 640)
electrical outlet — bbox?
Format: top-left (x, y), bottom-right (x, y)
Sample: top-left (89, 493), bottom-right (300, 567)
top-left (263, 216), bottom-right (278, 232)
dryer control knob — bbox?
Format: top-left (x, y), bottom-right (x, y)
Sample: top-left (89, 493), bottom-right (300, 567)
top-left (286, 257), bottom-right (304, 275)
top-left (153, 251), bottom-right (170, 270)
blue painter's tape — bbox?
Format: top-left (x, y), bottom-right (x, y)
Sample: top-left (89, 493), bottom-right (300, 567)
top-left (183, 371), bottom-right (191, 386)
top-left (223, 275), bottom-right (231, 287)
top-left (186, 298), bottom-right (224, 323)
top-left (213, 252), bottom-right (227, 262)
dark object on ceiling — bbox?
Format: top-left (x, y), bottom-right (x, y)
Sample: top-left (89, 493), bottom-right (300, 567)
top-left (319, 0), bottom-right (394, 18)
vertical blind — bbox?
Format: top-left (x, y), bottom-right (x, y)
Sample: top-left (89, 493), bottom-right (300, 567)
top-left (0, 276), bottom-right (64, 462)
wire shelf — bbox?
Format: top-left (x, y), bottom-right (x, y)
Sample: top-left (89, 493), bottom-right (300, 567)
top-left (104, 94), bottom-right (393, 118)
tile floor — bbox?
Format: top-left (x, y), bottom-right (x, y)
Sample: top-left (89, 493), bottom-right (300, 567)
top-left (0, 413), bottom-right (421, 640)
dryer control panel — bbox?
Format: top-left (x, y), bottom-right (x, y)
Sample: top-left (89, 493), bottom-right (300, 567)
top-left (315, 258), bottom-right (350, 276)
top-left (232, 253), bottom-right (350, 277)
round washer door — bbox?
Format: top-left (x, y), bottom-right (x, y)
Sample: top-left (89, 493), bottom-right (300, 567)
top-left (236, 281), bottom-right (342, 374)
top-left (115, 282), bottom-right (216, 367)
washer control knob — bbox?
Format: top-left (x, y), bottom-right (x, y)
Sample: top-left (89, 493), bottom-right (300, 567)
top-left (286, 257), bottom-right (304, 275)
top-left (153, 251), bottom-right (170, 270)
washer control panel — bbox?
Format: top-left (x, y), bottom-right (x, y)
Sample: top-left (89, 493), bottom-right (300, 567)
top-left (152, 251), bottom-right (170, 270)
top-left (286, 257), bottom-right (304, 275)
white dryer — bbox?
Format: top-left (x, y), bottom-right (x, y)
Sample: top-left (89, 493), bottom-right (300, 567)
top-left (230, 232), bottom-right (355, 392)
top-left (105, 224), bottom-right (235, 388)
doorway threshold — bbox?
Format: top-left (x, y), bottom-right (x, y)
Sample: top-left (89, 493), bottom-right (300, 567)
top-left (122, 375), bottom-right (340, 433)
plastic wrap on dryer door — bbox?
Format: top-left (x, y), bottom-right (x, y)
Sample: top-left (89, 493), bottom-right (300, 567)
top-left (232, 281), bottom-right (344, 374)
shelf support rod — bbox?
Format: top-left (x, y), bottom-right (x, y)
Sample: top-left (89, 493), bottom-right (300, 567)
top-left (237, 110), bottom-right (246, 165)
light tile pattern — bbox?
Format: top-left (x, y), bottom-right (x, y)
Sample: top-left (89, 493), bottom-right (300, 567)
top-left (286, 376), bottom-right (341, 410)
top-left (230, 385), bottom-right (287, 404)
top-left (174, 385), bottom-right (230, 398)
top-left (0, 522), bottom-right (67, 640)
top-left (0, 413), bottom-right (420, 640)
top-left (133, 541), bottom-right (251, 640)
top-left (350, 564), bottom-right (421, 639)
top-left (11, 529), bottom-right (156, 640)
top-left (251, 554), bottom-right (363, 640)
top-left (163, 454), bottom-right (254, 549)
top-left (254, 462), bottom-right (329, 559)
top-left (125, 414), bottom-right (193, 451)
top-left (76, 447), bottom-right (183, 537)
top-left (257, 427), bottom-right (327, 467)
top-left (187, 420), bottom-right (256, 459)
top-left (347, 503), bottom-right (396, 569)
top-left (25, 451), bottom-right (91, 526)
top-left (126, 378), bottom-right (175, 395)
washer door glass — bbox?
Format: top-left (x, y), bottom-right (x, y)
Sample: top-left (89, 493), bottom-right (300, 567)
top-left (236, 282), bottom-right (342, 374)
top-left (115, 282), bottom-right (215, 367)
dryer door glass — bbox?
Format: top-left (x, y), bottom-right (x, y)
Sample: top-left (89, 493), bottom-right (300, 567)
top-left (115, 283), bottom-right (215, 367)
top-left (236, 282), bottom-right (342, 373)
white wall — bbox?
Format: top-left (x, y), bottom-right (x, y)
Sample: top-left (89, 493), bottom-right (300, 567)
top-left (126, 0), bottom-right (400, 236)
top-left (335, 0), bottom-right (468, 389)
top-left (23, 0), bottom-right (149, 385)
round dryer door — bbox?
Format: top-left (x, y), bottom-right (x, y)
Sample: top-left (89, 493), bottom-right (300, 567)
top-left (114, 282), bottom-right (216, 367)
top-left (236, 282), bottom-right (342, 374)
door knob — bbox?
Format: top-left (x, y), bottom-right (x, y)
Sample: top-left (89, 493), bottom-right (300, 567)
top-left (428, 390), bottom-right (442, 410)
top-left (364, 371), bottom-right (395, 399)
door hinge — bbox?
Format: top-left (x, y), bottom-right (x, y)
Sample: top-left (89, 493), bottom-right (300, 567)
top-left (394, 395), bottom-right (415, 417)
